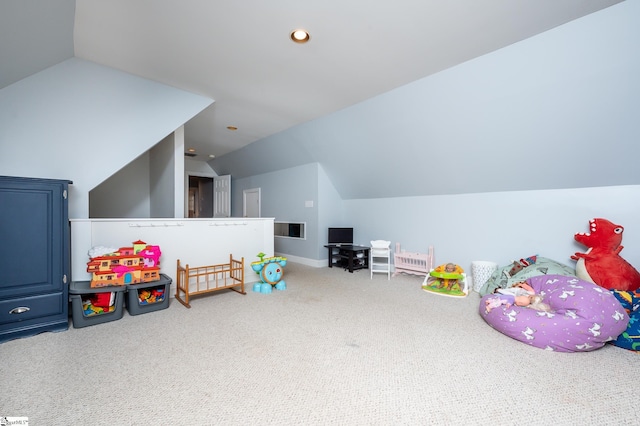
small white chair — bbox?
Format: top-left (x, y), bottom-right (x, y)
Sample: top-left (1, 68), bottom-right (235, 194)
top-left (370, 240), bottom-right (391, 280)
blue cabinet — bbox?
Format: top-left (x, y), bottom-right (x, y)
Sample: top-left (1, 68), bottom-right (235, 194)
top-left (0, 176), bottom-right (71, 343)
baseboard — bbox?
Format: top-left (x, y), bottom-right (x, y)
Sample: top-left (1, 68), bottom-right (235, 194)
top-left (274, 252), bottom-right (326, 268)
top-left (274, 252), bottom-right (404, 272)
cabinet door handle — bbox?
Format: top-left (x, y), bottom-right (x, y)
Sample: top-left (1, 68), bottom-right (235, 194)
top-left (9, 306), bottom-right (30, 314)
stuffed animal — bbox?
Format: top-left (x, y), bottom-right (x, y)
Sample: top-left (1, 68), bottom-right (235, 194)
top-left (571, 218), bottom-right (640, 292)
top-left (503, 255), bottom-right (538, 278)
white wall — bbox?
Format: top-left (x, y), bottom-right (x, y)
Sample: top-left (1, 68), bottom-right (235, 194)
top-left (89, 153), bottom-right (151, 218)
top-left (70, 218), bottom-right (275, 285)
top-left (0, 0), bottom-right (74, 89)
top-left (90, 150), bottom-right (219, 219)
top-left (185, 157), bottom-right (217, 175)
top-left (0, 58), bottom-right (213, 218)
top-left (149, 133), bottom-right (178, 218)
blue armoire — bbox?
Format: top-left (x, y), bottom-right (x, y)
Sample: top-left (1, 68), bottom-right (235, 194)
top-left (0, 176), bottom-right (72, 343)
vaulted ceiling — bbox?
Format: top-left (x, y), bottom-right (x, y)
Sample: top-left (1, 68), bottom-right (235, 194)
top-left (72, 0), bottom-right (623, 161)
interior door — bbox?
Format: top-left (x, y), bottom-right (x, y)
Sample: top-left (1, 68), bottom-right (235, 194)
top-left (214, 175), bottom-right (231, 218)
top-left (243, 188), bottom-right (261, 218)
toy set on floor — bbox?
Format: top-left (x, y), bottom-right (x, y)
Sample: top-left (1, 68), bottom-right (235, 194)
top-left (69, 274), bottom-right (173, 328)
top-left (70, 242), bottom-right (171, 328)
top-left (79, 286), bottom-right (168, 316)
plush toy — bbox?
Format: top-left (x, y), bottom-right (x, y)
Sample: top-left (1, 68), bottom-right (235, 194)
top-left (503, 255), bottom-right (538, 278)
top-left (571, 218), bottom-right (640, 292)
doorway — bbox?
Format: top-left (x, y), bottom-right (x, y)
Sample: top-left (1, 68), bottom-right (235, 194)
top-left (188, 176), bottom-right (213, 218)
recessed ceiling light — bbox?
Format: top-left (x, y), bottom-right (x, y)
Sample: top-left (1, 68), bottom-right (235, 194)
top-left (227, 126), bottom-right (238, 131)
top-left (187, 148), bottom-right (196, 152)
top-left (290, 29), bottom-right (310, 43)
top-left (209, 154), bottom-right (216, 159)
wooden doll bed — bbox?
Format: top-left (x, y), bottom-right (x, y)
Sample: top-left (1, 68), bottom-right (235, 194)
top-left (176, 254), bottom-right (245, 308)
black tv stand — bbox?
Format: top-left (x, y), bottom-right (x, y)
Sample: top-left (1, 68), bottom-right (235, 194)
top-left (324, 244), bottom-right (370, 273)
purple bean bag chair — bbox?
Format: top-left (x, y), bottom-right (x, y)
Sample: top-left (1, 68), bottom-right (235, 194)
top-left (479, 274), bottom-right (629, 352)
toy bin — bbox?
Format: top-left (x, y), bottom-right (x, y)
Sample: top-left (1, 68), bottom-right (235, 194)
top-left (125, 273), bottom-right (172, 316)
top-left (69, 281), bottom-right (126, 328)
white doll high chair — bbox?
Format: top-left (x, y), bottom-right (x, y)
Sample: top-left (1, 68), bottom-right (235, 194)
top-left (370, 240), bottom-right (391, 280)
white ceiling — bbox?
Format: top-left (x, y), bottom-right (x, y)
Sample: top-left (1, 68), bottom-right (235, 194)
top-left (73, 0), bottom-right (623, 161)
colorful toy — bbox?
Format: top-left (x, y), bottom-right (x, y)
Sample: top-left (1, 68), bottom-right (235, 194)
top-left (81, 293), bottom-right (116, 317)
top-left (251, 255), bottom-right (287, 293)
top-left (422, 263), bottom-right (468, 297)
top-left (571, 218), bottom-right (640, 291)
top-left (90, 292), bottom-right (114, 308)
top-left (86, 240), bottom-right (162, 287)
top-left (610, 289), bottom-right (640, 352)
top-left (138, 287), bottom-right (165, 305)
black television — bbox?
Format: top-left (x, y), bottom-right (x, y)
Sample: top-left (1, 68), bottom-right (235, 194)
top-left (288, 223), bottom-right (302, 238)
top-left (328, 227), bottom-right (353, 245)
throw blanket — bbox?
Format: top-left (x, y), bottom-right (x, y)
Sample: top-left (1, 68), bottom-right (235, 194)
top-left (478, 256), bottom-right (576, 296)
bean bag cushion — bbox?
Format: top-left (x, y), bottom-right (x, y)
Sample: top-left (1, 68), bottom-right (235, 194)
top-left (610, 289), bottom-right (640, 352)
top-left (479, 274), bottom-right (629, 352)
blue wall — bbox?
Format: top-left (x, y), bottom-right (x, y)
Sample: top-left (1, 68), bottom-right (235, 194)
top-left (218, 2), bottom-right (640, 272)
top-left (232, 163), bottom-right (321, 260)
top-left (212, 2), bottom-right (639, 200)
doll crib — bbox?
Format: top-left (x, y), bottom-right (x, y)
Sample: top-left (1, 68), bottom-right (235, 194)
top-left (393, 246), bottom-right (434, 277)
top-left (175, 254), bottom-right (245, 308)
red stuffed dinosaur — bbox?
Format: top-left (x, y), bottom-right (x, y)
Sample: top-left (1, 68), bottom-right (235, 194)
top-left (571, 218), bottom-right (640, 291)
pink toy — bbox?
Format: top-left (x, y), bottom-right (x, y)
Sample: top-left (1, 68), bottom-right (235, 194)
top-left (140, 245), bottom-right (162, 268)
top-left (484, 296), bottom-right (511, 313)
